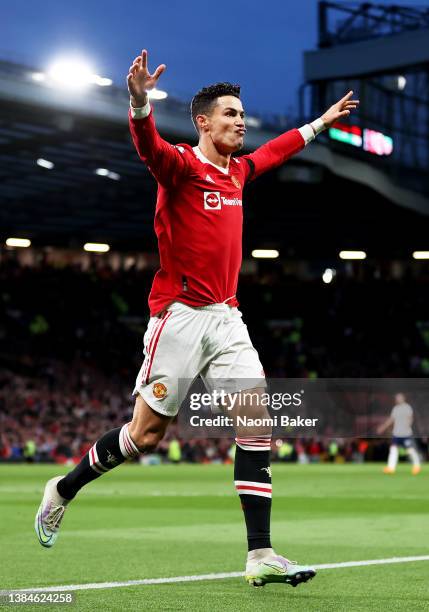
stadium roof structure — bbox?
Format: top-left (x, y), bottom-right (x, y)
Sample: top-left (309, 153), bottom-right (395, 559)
top-left (303, 2), bottom-right (429, 196)
top-left (1, 58), bottom-right (429, 259)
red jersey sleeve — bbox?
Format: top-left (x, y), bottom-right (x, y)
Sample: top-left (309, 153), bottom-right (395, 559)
top-left (129, 108), bottom-right (190, 187)
top-left (241, 128), bottom-right (305, 183)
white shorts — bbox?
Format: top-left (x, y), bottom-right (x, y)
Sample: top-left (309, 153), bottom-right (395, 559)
top-left (133, 301), bottom-right (266, 417)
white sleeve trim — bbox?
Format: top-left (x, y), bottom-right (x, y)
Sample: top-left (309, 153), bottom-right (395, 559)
top-left (310, 117), bottom-right (326, 135)
top-left (130, 101), bottom-right (151, 119)
top-left (298, 124), bottom-right (315, 145)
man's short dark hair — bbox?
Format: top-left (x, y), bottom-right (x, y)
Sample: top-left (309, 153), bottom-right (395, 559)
top-left (191, 82), bottom-right (241, 130)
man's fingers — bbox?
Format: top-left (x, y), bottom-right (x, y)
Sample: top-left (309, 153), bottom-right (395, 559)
top-left (141, 49), bottom-right (148, 70)
top-left (340, 90), bottom-right (354, 103)
top-left (152, 64), bottom-right (166, 81)
top-left (338, 110), bottom-right (350, 117)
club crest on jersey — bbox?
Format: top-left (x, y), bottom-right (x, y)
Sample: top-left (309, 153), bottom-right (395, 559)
top-left (231, 176), bottom-right (241, 189)
top-left (153, 382), bottom-right (168, 399)
top-left (204, 191), bottom-right (221, 210)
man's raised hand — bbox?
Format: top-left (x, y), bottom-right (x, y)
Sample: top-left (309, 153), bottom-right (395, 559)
top-left (127, 49), bottom-right (166, 108)
top-left (320, 91), bottom-right (359, 128)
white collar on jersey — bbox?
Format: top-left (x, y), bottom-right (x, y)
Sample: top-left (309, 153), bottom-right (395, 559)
top-left (192, 146), bottom-right (229, 175)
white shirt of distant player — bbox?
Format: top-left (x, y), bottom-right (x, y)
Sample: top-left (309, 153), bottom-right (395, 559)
top-left (390, 402), bottom-right (413, 437)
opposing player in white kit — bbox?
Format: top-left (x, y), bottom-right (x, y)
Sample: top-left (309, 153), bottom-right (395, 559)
top-left (378, 393), bottom-right (421, 475)
top-left (35, 49), bottom-right (359, 587)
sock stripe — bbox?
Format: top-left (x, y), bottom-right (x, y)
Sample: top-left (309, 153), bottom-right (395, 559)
top-left (124, 425), bottom-right (139, 456)
top-left (235, 480), bottom-right (272, 498)
top-left (120, 426), bottom-right (132, 457)
top-left (236, 437), bottom-right (271, 451)
top-left (123, 432), bottom-right (133, 456)
top-left (119, 424), bottom-right (140, 459)
top-left (89, 444), bottom-right (109, 474)
top-left (236, 488), bottom-right (272, 499)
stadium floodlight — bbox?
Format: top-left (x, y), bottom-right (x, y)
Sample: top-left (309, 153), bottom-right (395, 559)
top-left (397, 76), bottom-right (407, 91)
top-left (246, 116), bottom-right (262, 128)
top-left (36, 158), bottom-right (54, 169)
top-left (251, 249), bottom-right (279, 259)
top-left (90, 75), bottom-right (113, 87)
top-left (31, 72), bottom-right (46, 82)
top-left (322, 268), bottom-right (335, 284)
top-left (147, 88), bottom-right (168, 100)
top-left (6, 238), bottom-right (31, 248)
top-left (83, 242), bottom-right (110, 253)
top-left (95, 168), bottom-right (120, 181)
top-left (339, 250), bottom-right (366, 260)
top-left (47, 58), bottom-right (95, 90)
top-left (412, 251), bottom-right (429, 260)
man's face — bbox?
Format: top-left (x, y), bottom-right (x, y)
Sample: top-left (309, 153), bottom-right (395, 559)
top-left (395, 393), bottom-right (405, 404)
top-left (199, 95), bottom-right (246, 153)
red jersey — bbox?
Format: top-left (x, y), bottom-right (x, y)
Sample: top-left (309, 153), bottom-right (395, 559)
top-left (129, 108), bottom-right (305, 316)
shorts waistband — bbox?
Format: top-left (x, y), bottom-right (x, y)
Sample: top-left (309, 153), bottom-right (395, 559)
top-left (169, 301), bottom-right (236, 314)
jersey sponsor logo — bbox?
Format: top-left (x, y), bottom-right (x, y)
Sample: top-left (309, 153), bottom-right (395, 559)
top-left (231, 176), bottom-right (241, 189)
top-left (205, 174), bottom-right (215, 184)
top-left (221, 196), bottom-right (242, 206)
top-left (153, 382), bottom-right (168, 399)
top-left (204, 191), bottom-right (221, 210)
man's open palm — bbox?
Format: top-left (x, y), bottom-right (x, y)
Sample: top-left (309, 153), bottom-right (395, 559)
top-left (127, 50), bottom-right (166, 107)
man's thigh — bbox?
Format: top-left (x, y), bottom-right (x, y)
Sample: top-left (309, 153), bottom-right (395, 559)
top-left (202, 308), bottom-right (266, 395)
top-left (133, 303), bottom-right (209, 417)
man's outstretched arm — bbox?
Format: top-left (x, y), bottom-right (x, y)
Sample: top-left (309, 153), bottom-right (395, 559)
top-left (127, 50), bottom-right (189, 185)
top-left (243, 91), bottom-right (360, 182)
top-left (377, 416), bottom-right (394, 435)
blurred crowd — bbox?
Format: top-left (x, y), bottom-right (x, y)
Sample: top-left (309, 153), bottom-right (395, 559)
top-left (1, 255), bottom-right (429, 464)
top-left (3, 363), bottom-right (414, 464)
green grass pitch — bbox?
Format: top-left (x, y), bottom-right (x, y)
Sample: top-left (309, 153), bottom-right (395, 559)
top-left (1, 463), bottom-right (428, 611)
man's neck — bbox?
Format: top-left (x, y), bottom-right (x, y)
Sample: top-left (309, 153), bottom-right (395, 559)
top-left (197, 138), bottom-right (230, 170)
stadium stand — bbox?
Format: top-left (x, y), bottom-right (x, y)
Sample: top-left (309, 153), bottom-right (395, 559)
top-left (1, 255), bottom-right (428, 464)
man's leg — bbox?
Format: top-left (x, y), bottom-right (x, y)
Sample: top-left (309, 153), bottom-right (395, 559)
top-left (234, 437), bottom-right (273, 553)
top-left (384, 444), bottom-right (398, 473)
top-left (35, 395), bottom-right (170, 547)
top-left (406, 441), bottom-right (421, 474)
top-left (231, 388), bottom-right (316, 587)
top-left (232, 390), bottom-right (273, 556)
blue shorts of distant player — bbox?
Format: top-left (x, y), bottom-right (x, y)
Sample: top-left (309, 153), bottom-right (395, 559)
top-left (391, 436), bottom-right (414, 448)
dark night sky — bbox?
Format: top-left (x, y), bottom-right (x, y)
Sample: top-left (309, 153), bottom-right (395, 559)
top-left (2, 0), bottom-right (428, 116)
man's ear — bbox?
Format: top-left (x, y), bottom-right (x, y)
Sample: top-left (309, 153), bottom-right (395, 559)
top-left (196, 114), bottom-right (209, 132)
